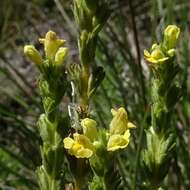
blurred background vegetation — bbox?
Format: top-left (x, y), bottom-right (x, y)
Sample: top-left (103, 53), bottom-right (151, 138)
top-left (0, 0), bottom-right (190, 189)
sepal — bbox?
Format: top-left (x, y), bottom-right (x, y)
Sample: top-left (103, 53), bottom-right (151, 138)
top-left (142, 127), bottom-right (175, 187)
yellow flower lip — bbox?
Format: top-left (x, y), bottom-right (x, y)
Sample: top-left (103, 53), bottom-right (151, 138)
top-left (107, 130), bottom-right (130, 151)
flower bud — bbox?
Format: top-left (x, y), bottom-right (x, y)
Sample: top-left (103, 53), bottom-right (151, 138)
top-left (167, 48), bottom-right (176, 57)
top-left (81, 118), bottom-right (98, 141)
top-left (93, 141), bottom-right (102, 150)
top-left (164, 25), bottom-right (180, 49)
top-left (24, 45), bottom-right (43, 65)
top-left (55, 47), bottom-right (68, 66)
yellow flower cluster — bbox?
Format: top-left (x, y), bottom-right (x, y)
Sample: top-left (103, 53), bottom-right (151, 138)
top-left (24, 31), bottom-right (68, 66)
top-left (63, 107), bottom-right (136, 158)
top-left (144, 25), bottom-right (180, 64)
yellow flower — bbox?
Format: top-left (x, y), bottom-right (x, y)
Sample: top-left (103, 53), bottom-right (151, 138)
top-left (164, 25), bottom-right (180, 49)
top-left (24, 45), bottom-right (43, 65)
top-left (107, 107), bottom-right (135, 152)
top-left (109, 107), bottom-right (136, 135)
top-left (81, 118), bottom-right (98, 141)
top-left (107, 130), bottom-right (130, 151)
top-left (39, 31), bottom-right (65, 60)
top-left (144, 44), bottom-right (169, 64)
top-left (63, 133), bottom-right (95, 158)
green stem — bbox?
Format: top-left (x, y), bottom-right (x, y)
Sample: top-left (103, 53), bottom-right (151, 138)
top-left (50, 130), bottom-right (58, 190)
top-left (79, 65), bottom-right (90, 109)
top-left (117, 155), bottom-right (129, 188)
top-left (49, 177), bottom-right (55, 190)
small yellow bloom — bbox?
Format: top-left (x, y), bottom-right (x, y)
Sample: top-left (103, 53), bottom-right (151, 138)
top-left (164, 25), bottom-right (180, 49)
top-left (107, 107), bottom-right (135, 152)
top-left (81, 118), bottom-right (98, 141)
top-left (144, 44), bottom-right (169, 64)
top-left (24, 45), bottom-right (43, 65)
top-left (63, 133), bottom-right (95, 158)
top-left (39, 31), bottom-right (65, 60)
top-left (109, 107), bottom-right (136, 135)
top-left (55, 47), bottom-right (68, 66)
top-left (107, 130), bottom-right (130, 151)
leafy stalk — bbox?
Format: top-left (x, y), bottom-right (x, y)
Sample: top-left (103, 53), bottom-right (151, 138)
top-left (142, 25), bottom-right (181, 189)
top-left (24, 31), bottom-right (69, 190)
top-left (67, 1), bottom-right (110, 188)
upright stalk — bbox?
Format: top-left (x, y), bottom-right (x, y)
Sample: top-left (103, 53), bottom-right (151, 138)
top-left (66, 0), bottom-right (110, 189)
top-left (24, 31), bottom-right (69, 190)
top-left (142, 25), bottom-right (181, 189)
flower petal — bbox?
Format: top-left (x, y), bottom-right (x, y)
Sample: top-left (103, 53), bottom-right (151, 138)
top-left (127, 122), bottom-right (136, 129)
top-left (63, 137), bottom-right (75, 149)
top-left (107, 134), bottom-right (129, 151)
top-left (109, 107), bottom-right (128, 135)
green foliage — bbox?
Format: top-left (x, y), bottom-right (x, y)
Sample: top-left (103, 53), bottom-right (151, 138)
top-left (142, 128), bottom-right (175, 189)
